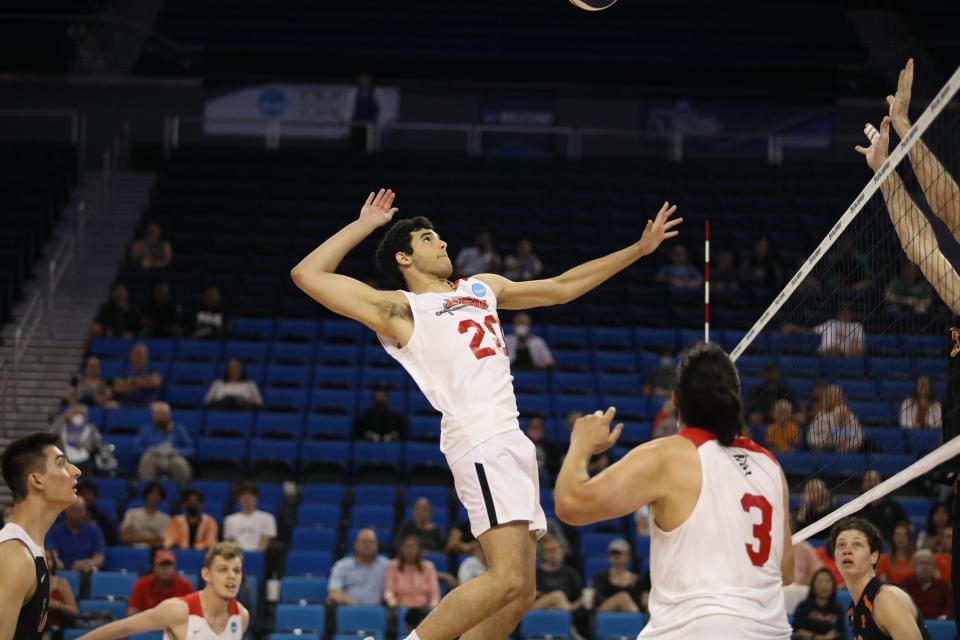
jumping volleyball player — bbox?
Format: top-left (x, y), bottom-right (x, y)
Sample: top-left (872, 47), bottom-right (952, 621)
top-left (556, 343), bottom-right (793, 639)
top-left (291, 189), bottom-right (681, 639)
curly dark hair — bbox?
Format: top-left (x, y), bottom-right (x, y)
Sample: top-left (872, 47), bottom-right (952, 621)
top-left (828, 516), bottom-right (884, 565)
top-left (375, 216), bottom-right (435, 285)
top-left (675, 343), bottom-right (742, 446)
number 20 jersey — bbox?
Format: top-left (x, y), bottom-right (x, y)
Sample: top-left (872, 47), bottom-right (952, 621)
top-left (379, 277), bottom-right (520, 462)
top-left (641, 428), bottom-right (791, 639)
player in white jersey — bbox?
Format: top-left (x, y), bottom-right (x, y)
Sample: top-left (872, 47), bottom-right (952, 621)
top-left (76, 542), bottom-right (248, 640)
top-left (292, 188), bottom-right (681, 639)
top-left (556, 343), bottom-right (794, 639)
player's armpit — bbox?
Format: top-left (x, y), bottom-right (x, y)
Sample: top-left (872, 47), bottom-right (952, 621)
top-left (874, 586), bottom-right (924, 640)
top-left (0, 545), bottom-right (35, 640)
top-left (291, 271), bottom-right (412, 340)
top-left (474, 273), bottom-right (570, 310)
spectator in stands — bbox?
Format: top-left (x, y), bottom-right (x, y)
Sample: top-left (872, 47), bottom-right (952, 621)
top-left (858, 470), bottom-right (908, 540)
top-left (656, 245), bottom-right (702, 291)
top-left (327, 528), bottom-right (390, 606)
top-left (806, 384), bottom-right (863, 452)
top-left (136, 402), bottom-right (194, 484)
top-left (899, 376), bottom-right (942, 429)
top-left (454, 231), bottom-right (501, 277)
top-left (712, 251), bottom-right (738, 291)
top-left (77, 481), bottom-right (117, 545)
top-left (142, 282), bottom-right (182, 338)
top-left (164, 488), bottom-right (218, 550)
top-left (395, 497), bottom-right (445, 552)
top-left (815, 308), bottom-right (865, 357)
top-left (445, 520), bottom-right (478, 557)
top-left (46, 496), bottom-right (105, 574)
top-left (642, 348), bottom-right (677, 397)
top-left (130, 220), bottom-right (173, 270)
top-left (50, 403), bottom-right (106, 478)
top-left (936, 527), bottom-right (952, 583)
top-left (794, 479), bottom-right (834, 539)
top-left (593, 538), bottom-right (644, 613)
top-left (188, 285), bottom-right (230, 339)
top-left (354, 387), bottom-right (407, 442)
top-left (113, 343), bottom-right (164, 406)
top-left (791, 568), bottom-right (846, 639)
top-left (224, 482), bottom-right (276, 551)
top-left (765, 399), bottom-right (799, 452)
top-left (504, 239), bottom-right (543, 281)
top-left (121, 482), bottom-right (171, 547)
top-left (457, 545), bottom-right (487, 584)
top-left (745, 362), bottom-right (795, 425)
top-left (826, 236), bottom-right (873, 294)
top-left (738, 237), bottom-right (783, 290)
top-left (885, 262), bottom-right (933, 315)
top-left (526, 415), bottom-right (561, 482)
top-left (63, 356), bottom-right (115, 408)
top-left (128, 549), bottom-right (195, 615)
top-left (384, 534), bottom-right (441, 609)
top-left (44, 548), bottom-right (78, 633)
top-left (562, 410), bottom-right (611, 476)
top-left (652, 397), bottom-right (679, 439)
top-left (918, 502), bottom-right (952, 552)
top-left (877, 520), bottom-right (916, 585)
top-left (351, 73), bottom-right (380, 149)
top-left (204, 358), bottom-right (263, 410)
top-left (505, 313), bottom-right (554, 370)
top-left (902, 549), bottom-right (953, 620)
top-left (533, 533), bottom-right (583, 611)
top-left (86, 283), bottom-right (142, 352)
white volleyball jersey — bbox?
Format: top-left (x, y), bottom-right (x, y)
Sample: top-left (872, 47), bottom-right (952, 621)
top-left (640, 428), bottom-right (791, 640)
top-left (379, 277), bottom-right (519, 462)
top-left (163, 592), bottom-right (243, 640)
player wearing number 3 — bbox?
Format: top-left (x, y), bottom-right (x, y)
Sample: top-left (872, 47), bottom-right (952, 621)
top-left (292, 188), bottom-right (681, 639)
top-left (556, 343), bottom-right (794, 639)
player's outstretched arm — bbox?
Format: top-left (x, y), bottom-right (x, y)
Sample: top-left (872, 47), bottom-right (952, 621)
top-left (291, 189), bottom-right (411, 339)
top-left (888, 58), bottom-right (960, 241)
top-left (0, 544), bottom-right (37, 640)
top-left (857, 119), bottom-right (960, 315)
top-left (475, 202), bottom-right (681, 310)
top-left (76, 598), bottom-right (187, 640)
top-left (874, 586), bottom-right (924, 640)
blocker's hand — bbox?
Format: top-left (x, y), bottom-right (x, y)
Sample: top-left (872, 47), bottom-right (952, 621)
top-left (359, 188), bottom-right (398, 228)
top-left (887, 58), bottom-right (914, 137)
top-left (571, 407), bottom-right (624, 455)
top-left (855, 117), bottom-right (891, 173)
top-left (637, 201), bottom-right (682, 256)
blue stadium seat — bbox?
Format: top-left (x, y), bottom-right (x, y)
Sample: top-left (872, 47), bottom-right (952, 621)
top-left (401, 505), bottom-right (449, 532)
top-left (204, 410), bottom-right (254, 437)
top-left (135, 479), bottom-right (181, 505)
top-left (255, 412), bottom-right (305, 438)
top-left (838, 379), bottom-right (877, 401)
top-left (552, 350), bottom-right (591, 372)
top-left (165, 384), bottom-right (207, 408)
top-left (424, 552), bottom-right (448, 573)
top-left (316, 343), bottom-right (361, 367)
top-left (275, 318), bottom-right (320, 343)
top-left (347, 526), bottom-right (393, 549)
top-left (591, 327), bottom-right (634, 352)
top-left (879, 378), bottom-right (914, 399)
top-left (190, 480), bottom-right (232, 504)
top-left (849, 402), bottom-right (892, 426)
top-left (232, 317), bottom-right (275, 341)
top-left (305, 414), bottom-right (352, 439)
top-left (177, 340), bottom-right (223, 362)
top-left (777, 356), bottom-right (820, 379)
top-left (904, 429), bottom-right (941, 454)
top-left (777, 452), bottom-right (817, 476)
top-left (594, 352), bottom-right (637, 373)
top-left (596, 612), bottom-right (647, 639)
top-left (768, 332), bottom-right (820, 354)
top-left (224, 340), bottom-right (270, 363)
top-left (271, 343), bottom-right (317, 365)
top-left (196, 437), bottom-right (248, 468)
top-left (552, 372), bottom-right (596, 395)
top-left (302, 483), bottom-right (345, 505)
top-left (924, 620), bottom-right (955, 640)
top-left (249, 438), bottom-right (298, 472)
top-left (405, 442), bottom-right (447, 476)
top-left (91, 338), bottom-right (134, 359)
top-left (513, 370), bottom-right (550, 394)
top-left (336, 605), bottom-right (388, 635)
top-left (321, 319), bottom-right (364, 344)
top-left (301, 440), bottom-right (350, 471)
top-left (897, 498), bottom-right (931, 519)
top-left (902, 335), bottom-right (943, 357)
top-left (350, 505), bottom-right (396, 530)
top-left (865, 334), bottom-right (901, 356)
top-left (359, 369), bottom-right (409, 397)
top-left (169, 361), bottom-right (217, 385)
top-left (545, 325), bottom-right (589, 350)
top-left (864, 428), bottom-right (905, 454)
top-left (597, 373), bottom-right (643, 397)
top-left (354, 485), bottom-right (397, 506)
top-left (582, 533), bottom-right (621, 557)
top-left (266, 364), bottom-right (312, 389)
top-left (871, 358), bottom-right (913, 380)
top-left (271, 635), bottom-right (320, 640)
top-left (104, 407), bottom-right (150, 433)
top-left (90, 572), bottom-right (138, 600)
top-left (735, 355), bottom-right (768, 377)
top-left (59, 570), bottom-right (80, 596)
top-left (822, 357), bottom-right (868, 379)
top-left (611, 397), bottom-right (652, 421)
top-left (262, 388), bottom-right (308, 412)
top-left (520, 610), bottom-right (572, 639)
top-left (309, 388), bottom-right (356, 414)
top-left (243, 551), bottom-right (265, 583)
top-left (78, 599), bottom-right (127, 620)
top-left (405, 486), bottom-right (449, 510)
top-left (91, 478), bottom-right (129, 501)
top-left (297, 504), bottom-right (341, 528)
top-left (515, 393), bottom-right (553, 416)
top-left (86, 406), bottom-right (105, 427)
top-left (280, 576), bottom-right (328, 603)
top-left (634, 328), bottom-right (677, 351)
top-left (285, 551), bottom-right (333, 577)
top-left (174, 409), bottom-right (203, 435)
top-left (109, 435), bottom-right (139, 474)
top-left (274, 604), bottom-right (325, 633)
top-left (313, 366), bottom-right (358, 390)
top-left (352, 442), bottom-right (403, 472)
top-left (870, 454), bottom-right (916, 479)
top-left (825, 454), bottom-right (868, 478)
top-left (173, 549), bottom-right (206, 574)
top-left (555, 394), bottom-right (598, 419)
top-left (139, 339), bottom-right (177, 362)
top-left (585, 557), bottom-right (609, 582)
top-left (617, 421), bottom-right (652, 445)
top-left (915, 359), bottom-right (948, 379)
top-left (104, 546), bottom-right (150, 573)
top-left (291, 527), bottom-right (337, 552)
top-left (409, 415), bottom-right (441, 440)
top-left (407, 392), bottom-right (436, 415)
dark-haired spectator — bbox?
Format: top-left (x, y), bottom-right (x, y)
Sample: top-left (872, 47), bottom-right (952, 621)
top-left (876, 520), bottom-right (916, 586)
top-left (142, 282), bottom-right (182, 338)
top-left (128, 550), bottom-right (194, 615)
top-left (204, 358), bottom-right (263, 410)
top-left (77, 481), bottom-right (117, 545)
top-left (384, 534), bottom-right (440, 609)
top-left (44, 548), bottom-right (79, 632)
top-left (354, 387), bottom-right (406, 442)
top-left (328, 528), bottom-right (389, 606)
top-left (745, 362), bottom-right (795, 425)
top-left (899, 376), bottom-right (942, 429)
top-left (712, 251), bottom-right (738, 291)
top-left (188, 286), bottom-right (230, 339)
top-left (656, 245), bottom-right (702, 291)
top-left (130, 221), bottom-right (173, 270)
top-left (806, 385), bottom-right (863, 452)
top-left (533, 534), bottom-right (582, 611)
top-left (164, 489), bottom-right (218, 550)
top-left (902, 549), bottom-right (953, 620)
top-left (113, 343), bottom-right (163, 406)
top-left (505, 313), bottom-right (554, 370)
top-left (765, 400), bottom-right (799, 453)
top-left (885, 262), bottom-right (933, 315)
top-left (526, 415), bottom-right (561, 482)
top-left (51, 403), bottom-right (106, 478)
top-left (858, 470), bottom-right (908, 540)
top-left (63, 356), bottom-right (115, 407)
top-left (593, 538), bottom-right (645, 613)
top-left (642, 349), bottom-right (677, 397)
top-left (454, 231), bottom-right (501, 278)
top-left (504, 239), bottom-right (543, 282)
top-left (918, 502), bottom-right (951, 552)
top-left (121, 482), bottom-right (171, 547)
top-left (46, 497), bottom-right (105, 574)
top-left (738, 237), bottom-right (782, 289)
top-left (224, 483), bottom-right (276, 551)
top-left (86, 283), bottom-right (142, 351)
top-left (136, 402), bottom-right (193, 484)
top-left (395, 498), bottom-right (445, 553)
top-left (794, 479), bottom-right (833, 540)
top-left (791, 568), bottom-right (845, 639)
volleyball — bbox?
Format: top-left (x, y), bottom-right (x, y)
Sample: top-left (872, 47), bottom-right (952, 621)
top-left (569, 0), bottom-right (617, 10)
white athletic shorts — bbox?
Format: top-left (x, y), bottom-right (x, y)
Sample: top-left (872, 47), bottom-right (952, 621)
top-left (447, 429), bottom-right (548, 540)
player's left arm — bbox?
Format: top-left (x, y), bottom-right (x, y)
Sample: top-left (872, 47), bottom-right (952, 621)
top-left (240, 603), bottom-right (250, 633)
top-left (874, 586), bottom-right (924, 640)
top-left (555, 408), bottom-right (672, 525)
top-left (475, 202), bottom-right (681, 310)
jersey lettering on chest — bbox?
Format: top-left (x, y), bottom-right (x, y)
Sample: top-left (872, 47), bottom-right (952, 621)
top-left (435, 295), bottom-right (489, 316)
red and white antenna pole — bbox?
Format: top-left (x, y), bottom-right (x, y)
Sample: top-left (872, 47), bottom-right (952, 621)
top-left (704, 220), bottom-right (710, 343)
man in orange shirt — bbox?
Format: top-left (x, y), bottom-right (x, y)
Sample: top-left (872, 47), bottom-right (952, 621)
top-left (164, 489), bottom-right (218, 550)
top-left (128, 550), bottom-right (195, 615)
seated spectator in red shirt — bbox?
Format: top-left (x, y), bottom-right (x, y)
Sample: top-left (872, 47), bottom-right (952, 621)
top-left (876, 520), bottom-right (916, 586)
top-left (902, 549), bottom-right (953, 620)
top-left (128, 550), bottom-right (195, 615)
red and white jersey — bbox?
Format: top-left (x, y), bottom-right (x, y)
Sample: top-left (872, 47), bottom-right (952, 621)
top-left (640, 428), bottom-right (791, 639)
top-left (163, 592), bottom-right (243, 640)
top-left (379, 277), bottom-right (519, 462)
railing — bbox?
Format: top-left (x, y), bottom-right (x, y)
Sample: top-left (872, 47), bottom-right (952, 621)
top-left (13, 292), bottom-right (43, 408)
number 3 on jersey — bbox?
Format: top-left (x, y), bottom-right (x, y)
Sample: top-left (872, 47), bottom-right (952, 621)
top-left (741, 493), bottom-right (773, 567)
top-left (458, 315), bottom-right (507, 360)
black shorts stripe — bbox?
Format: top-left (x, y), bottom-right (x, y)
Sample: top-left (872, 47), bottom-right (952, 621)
top-left (475, 463), bottom-right (498, 528)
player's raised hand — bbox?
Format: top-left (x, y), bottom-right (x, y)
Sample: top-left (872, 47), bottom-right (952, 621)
top-left (359, 188), bottom-right (398, 228)
top-left (887, 58), bottom-right (914, 136)
top-left (637, 201), bottom-right (682, 256)
top-left (571, 407), bottom-right (624, 455)
top-left (854, 117), bottom-right (890, 173)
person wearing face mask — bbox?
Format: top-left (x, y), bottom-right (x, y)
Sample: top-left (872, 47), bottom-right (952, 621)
top-left (355, 387), bottom-right (408, 442)
top-left (504, 313), bottom-right (554, 371)
top-left (135, 402), bottom-right (194, 484)
top-left (51, 403), bottom-right (107, 478)
top-left (164, 489), bottom-right (219, 550)
top-left (642, 348), bottom-right (677, 398)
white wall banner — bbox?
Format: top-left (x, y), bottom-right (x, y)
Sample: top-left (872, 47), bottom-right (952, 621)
top-left (204, 84), bottom-right (399, 139)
